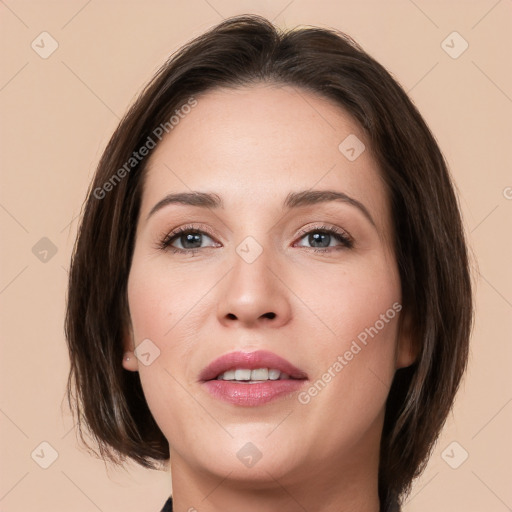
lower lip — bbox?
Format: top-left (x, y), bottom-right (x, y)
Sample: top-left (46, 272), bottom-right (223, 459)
top-left (202, 379), bottom-right (306, 406)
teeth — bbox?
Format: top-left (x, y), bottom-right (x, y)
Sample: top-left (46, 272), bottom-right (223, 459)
top-left (222, 369), bottom-right (236, 380)
top-left (268, 369), bottom-right (280, 380)
top-left (234, 369), bottom-right (251, 381)
top-left (216, 368), bottom-right (291, 381)
top-left (251, 368), bottom-right (269, 380)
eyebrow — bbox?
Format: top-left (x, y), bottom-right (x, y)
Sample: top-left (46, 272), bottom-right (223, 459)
top-left (146, 192), bottom-right (223, 221)
top-left (146, 190), bottom-right (375, 227)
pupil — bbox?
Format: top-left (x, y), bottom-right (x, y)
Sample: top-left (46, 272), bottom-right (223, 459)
top-left (182, 233), bottom-right (202, 248)
top-left (309, 232), bottom-right (330, 248)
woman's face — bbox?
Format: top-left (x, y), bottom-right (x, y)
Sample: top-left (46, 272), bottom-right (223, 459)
top-left (123, 84), bottom-right (414, 486)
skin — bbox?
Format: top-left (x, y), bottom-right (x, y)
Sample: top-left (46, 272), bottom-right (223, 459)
top-left (122, 84), bottom-right (415, 512)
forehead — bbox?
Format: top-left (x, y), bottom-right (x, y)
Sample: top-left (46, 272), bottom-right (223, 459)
top-left (139, 84), bottom-right (391, 237)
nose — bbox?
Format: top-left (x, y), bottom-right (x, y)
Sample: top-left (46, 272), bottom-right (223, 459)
top-left (217, 248), bottom-right (292, 329)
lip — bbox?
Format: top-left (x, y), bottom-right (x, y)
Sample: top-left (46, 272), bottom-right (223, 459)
top-left (199, 350), bottom-right (308, 382)
top-left (199, 350), bottom-right (308, 407)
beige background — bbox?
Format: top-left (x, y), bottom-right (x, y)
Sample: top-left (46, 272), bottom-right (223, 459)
top-left (1, 1), bottom-right (511, 511)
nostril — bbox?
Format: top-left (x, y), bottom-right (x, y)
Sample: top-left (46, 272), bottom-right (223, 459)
top-left (262, 312), bottom-right (276, 319)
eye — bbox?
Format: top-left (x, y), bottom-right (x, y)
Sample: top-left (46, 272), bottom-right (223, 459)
top-left (156, 223), bottom-right (354, 255)
top-left (158, 225), bottom-right (219, 254)
top-left (294, 225), bottom-right (353, 252)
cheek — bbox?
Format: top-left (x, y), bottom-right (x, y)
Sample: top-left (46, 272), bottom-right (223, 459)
top-left (304, 308), bottom-right (400, 412)
top-left (295, 250), bottom-right (401, 357)
top-left (127, 256), bottom-right (208, 343)
top-left (293, 252), bottom-right (401, 420)
top-left (126, 257), bottom-right (214, 435)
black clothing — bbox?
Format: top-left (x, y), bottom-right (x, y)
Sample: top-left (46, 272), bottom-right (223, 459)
top-left (159, 495), bottom-right (401, 511)
top-left (160, 496), bottom-right (173, 511)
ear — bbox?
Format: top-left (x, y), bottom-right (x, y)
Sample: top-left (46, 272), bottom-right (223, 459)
top-left (121, 320), bottom-right (139, 372)
top-left (395, 307), bottom-right (418, 369)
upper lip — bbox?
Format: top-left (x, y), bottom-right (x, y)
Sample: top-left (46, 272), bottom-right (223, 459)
top-left (199, 350), bottom-right (308, 381)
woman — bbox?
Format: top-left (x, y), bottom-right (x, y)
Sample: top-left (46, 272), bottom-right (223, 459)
top-left (65, 15), bottom-right (473, 512)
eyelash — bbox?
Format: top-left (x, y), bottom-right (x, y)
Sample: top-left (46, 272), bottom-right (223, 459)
top-left (157, 224), bottom-right (218, 256)
top-left (157, 223), bottom-right (354, 255)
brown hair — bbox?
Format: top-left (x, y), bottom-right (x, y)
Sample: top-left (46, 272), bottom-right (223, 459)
top-left (65, 14), bottom-right (473, 510)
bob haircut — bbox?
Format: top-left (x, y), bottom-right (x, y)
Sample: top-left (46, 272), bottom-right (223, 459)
top-left (65, 14), bottom-right (473, 511)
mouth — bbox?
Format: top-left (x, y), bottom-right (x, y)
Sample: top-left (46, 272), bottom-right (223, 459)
top-left (214, 367), bottom-right (297, 382)
top-left (199, 350), bottom-right (308, 406)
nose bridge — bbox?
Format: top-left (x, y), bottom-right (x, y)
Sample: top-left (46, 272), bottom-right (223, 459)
top-left (216, 236), bottom-right (291, 326)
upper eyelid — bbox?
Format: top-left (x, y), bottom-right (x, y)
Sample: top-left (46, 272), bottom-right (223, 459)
top-left (295, 224), bottom-right (352, 239)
